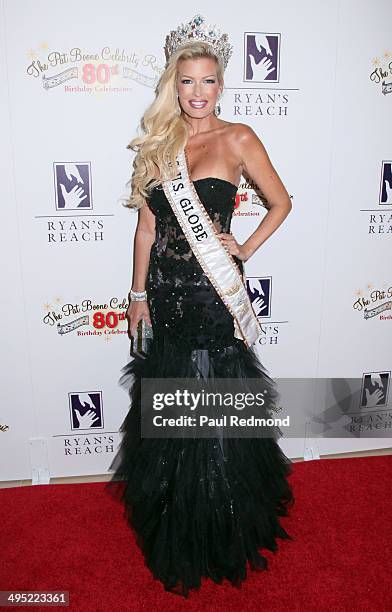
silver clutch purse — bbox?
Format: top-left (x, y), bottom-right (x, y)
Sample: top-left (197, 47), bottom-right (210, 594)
top-left (130, 318), bottom-right (154, 358)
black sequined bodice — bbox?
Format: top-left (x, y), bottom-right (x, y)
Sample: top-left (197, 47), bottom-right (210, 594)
top-left (146, 177), bottom-right (243, 350)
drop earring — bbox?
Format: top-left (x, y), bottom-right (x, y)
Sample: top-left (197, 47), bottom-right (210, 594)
top-left (176, 91), bottom-right (181, 115)
top-left (214, 91), bottom-right (222, 117)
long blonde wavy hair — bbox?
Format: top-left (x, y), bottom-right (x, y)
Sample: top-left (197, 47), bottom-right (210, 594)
top-left (123, 41), bottom-right (224, 210)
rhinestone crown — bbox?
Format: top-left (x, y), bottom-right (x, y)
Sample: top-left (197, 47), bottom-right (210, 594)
top-left (164, 14), bottom-right (233, 70)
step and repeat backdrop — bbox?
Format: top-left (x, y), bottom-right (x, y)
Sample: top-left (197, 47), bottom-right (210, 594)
top-left (1, 0), bottom-right (391, 482)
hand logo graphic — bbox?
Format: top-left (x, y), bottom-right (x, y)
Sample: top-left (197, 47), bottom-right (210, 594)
top-left (364, 384), bottom-right (384, 408)
top-left (74, 408), bottom-right (100, 428)
top-left (249, 54), bottom-right (275, 80)
top-left (60, 183), bottom-right (88, 208)
top-left (384, 177), bottom-right (392, 204)
top-left (64, 163), bottom-right (84, 184)
top-left (252, 296), bottom-right (265, 316)
top-left (254, 34), bottom-right (273, 56)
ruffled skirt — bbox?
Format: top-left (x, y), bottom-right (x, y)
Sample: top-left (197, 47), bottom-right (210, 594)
top-left (106, 333), bottom-right (295, 597)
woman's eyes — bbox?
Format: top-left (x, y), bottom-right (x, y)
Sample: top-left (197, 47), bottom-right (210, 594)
top-left (181, 79), bottom-right (216, 84)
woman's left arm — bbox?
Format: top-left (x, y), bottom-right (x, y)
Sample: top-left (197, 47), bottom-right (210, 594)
top-left (218, 124), bottom-right (292, 262)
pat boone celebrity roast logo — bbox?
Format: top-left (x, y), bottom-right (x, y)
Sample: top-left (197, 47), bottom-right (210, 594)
top-left (42, 296), bottom-right (129, 340)
top-left (352, 282), bottom-right (392, 321)
top-left (233, 176), bottom-right (294, 218)
top-left (41, 280), bottom-right (281, 345)
top-left (369, 50), bottom-right (392, 96)
top-left (26, 44), bottom-right (161, 93)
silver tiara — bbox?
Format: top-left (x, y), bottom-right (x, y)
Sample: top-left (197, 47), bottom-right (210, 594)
top-left (164, 14), bottom-right (233, 71)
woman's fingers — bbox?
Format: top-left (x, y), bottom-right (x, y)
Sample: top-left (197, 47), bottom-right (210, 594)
top-left (128, 304), bottom-right (152, 337)
top-left (142, 314), bottom-right (152, 326)
top-left (129, 317), bottom-right (140, 338)
top-left (218, 232), bottom-right (238, 254)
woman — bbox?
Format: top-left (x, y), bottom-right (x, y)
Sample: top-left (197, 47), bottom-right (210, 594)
top-left (107, 14), bottom-right (294, 597)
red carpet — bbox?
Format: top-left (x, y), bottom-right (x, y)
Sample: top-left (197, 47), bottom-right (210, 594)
top-left (1, 454), bottom-right (391, 611)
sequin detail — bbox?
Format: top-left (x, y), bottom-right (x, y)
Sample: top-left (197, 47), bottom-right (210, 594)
top-left (147, 178), bottom-right (242, 350)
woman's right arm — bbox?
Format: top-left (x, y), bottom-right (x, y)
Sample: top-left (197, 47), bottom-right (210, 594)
top-left (127, 203), bottom-right (156, 337)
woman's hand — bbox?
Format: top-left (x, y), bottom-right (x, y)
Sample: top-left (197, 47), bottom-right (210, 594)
top-left (217, 232), bottom-right (250, 262)
top-left (127, 300), bottom-right (152, 339)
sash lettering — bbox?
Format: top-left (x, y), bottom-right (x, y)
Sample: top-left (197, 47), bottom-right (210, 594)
top-left (162, 148), bottom-right (262, 348)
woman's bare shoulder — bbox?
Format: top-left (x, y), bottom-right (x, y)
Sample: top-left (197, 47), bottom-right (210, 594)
top-left (223, 121), bottom-right (258, 142)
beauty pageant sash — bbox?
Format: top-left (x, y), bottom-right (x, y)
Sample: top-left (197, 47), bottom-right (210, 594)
top-left (161, 147), bottom-right (262, 348)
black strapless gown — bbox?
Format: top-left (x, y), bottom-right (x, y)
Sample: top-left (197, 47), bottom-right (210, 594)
top-left (106, 177), bottom-right (295, 597)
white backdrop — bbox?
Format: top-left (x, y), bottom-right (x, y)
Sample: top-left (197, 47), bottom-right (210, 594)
top-left (1, 0), bottom-right (391, 482)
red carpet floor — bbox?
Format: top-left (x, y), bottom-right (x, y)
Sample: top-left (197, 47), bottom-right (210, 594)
top-left (1, 454), bottom-right (391, 612)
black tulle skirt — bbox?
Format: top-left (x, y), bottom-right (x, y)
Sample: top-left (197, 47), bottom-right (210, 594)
top-left (105, 332), bottom-right (295, 597)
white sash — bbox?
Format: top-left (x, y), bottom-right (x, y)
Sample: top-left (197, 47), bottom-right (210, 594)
top-left (161, 147), bottom-right (262, 348)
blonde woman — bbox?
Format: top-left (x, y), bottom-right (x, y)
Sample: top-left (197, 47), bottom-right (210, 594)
top-left (107, 14), bottom-right (294, 598)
